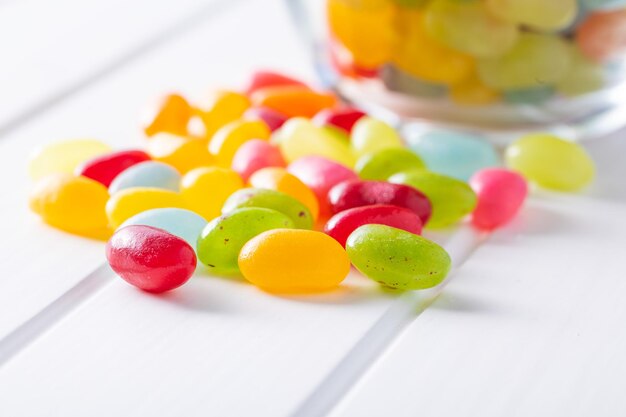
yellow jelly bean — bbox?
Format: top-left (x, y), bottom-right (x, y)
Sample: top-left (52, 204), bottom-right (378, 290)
top-left (557, 47), bottom-right (605, 97)
top-left (142, 93), bottom-right (193, 137)
top-left (351, 117), bottom-right (403, 157)
top-left (146, 133), bottom-right (214, 174)
top-left (106, 187), bottom-right (188, 229)
top-left (238, 229), bottom-right (351, 293)
top-left (28, 139), bottom-right (112, 180)
top-left (327, 0), bottom-right (396, 68)
top-left (29, 173), bottom-right (110, 239)
top-left (505, 134), bottom-right (595, 192)
top-left (486, 0), bottom-right (578, 32)
top-left (209, 120), bottom-right (270, 168)
top-left (273, 118), bottom-right (356, 167)
top-left (392, 10), bottom-right (474, 84)
top-left (180, 167), bottom-right (244, 221)
top-left (248, 167), bottom-right (320, 220)
top-left (194, 90), bottom-right (250, 140)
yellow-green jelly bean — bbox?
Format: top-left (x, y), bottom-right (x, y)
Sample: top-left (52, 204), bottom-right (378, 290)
top-left (355, 148), bottom-right (426, 180)
top-left (222, 188), bottom-right (313, 229)
top-left (505, 133), bottom-right (595, 191)
top-left (197, 207), bottom-right (294, 275)
top-left (390, 170), bottom-right (477, 228)
top-left (346, 224), bottom-right (451, 290)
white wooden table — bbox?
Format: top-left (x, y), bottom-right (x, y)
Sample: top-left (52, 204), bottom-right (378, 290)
top-left (1, 1), bottom-right (625, 416)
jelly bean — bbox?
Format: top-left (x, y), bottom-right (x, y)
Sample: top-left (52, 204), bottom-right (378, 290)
top-left (392, 10), bottom-right (474, 84)
top-left (581, 0), bottom-right (626, 10)
top-left (557, 46), bottom-right (605, 96)
top-left (180, 167), bottom-right (244, 221)
top-left (208, 119), bottom-right (270, 168)
top-left (486, 0), bottom-right (578, 31)
top-left (312, 107), bottom-right (366, 134)
top-left (106, 187), bottom-right (187, 229)
top-left (243, 107), bottom-right (289, 132)
top-left (106, 225), bottom-right (196, 293)
top-left (287, 156), bottom-right (359, 216)
top-left (29, 173), bottom-right (110, 239)
top-left (477, 33), bottom-right (572, 90)
top-left (505, 133), bottom-right (595, 191)
top-left (325, 205), bottom-right (422, 247)
top-left (28, 139), bottom-right (112, 180)
top-left (142, 93), bottom-right (192, 137)
top-left (239, 229), bottom-right (351, 293)
top-left (406, 130), bottom-right (499, 181)
top-left (425, 0), bottom-right (519, 58)
top-left (381, 65), bottom-right (448, 98)
top-left (328, 37), bottom-right (381, 78)
top-left (355, 148), bottom-right (426, 181)
top-left (503, 87), bottom-right (555, 105)
top-left (274, 118), bottom-right (355, 167)
top-left (249, 167), bottom-right (320, 220)
top-left (346, 224), bottom-right (451, 290)
top-left (194, 91), bottom-right (250, 139)
top-left (231, 139), bottom-right (286, 182)
top-left (109, 161), bottom-right (181, 194)
top-left (390, 171), bottom-right (477, 228)
top-left (75, 150), bottom-right (151, 187)
top-left (197, 207), bottom-right (294, 275)
top-left (328, 180), bottom-right (432, 224)
top-left (250, 86), bottom-right (338, 118)
top-left (469, 168), bottom-right (528, 230)
top-left (327, 0), bottom-right (396, 68)
top-left (450, 75), bottom-right (500, 105)
top-left (351, 117), bottom-right (403, 157)
top-left (119, 208), bottom-right (208, 251)
top-left (244, 70), bottom-right (308, 96)
top-left (146, 133), bottom-right (214, 173)
top-left (576, 10), bottom-right (626, 62)
top-left (222, 188), bottom-right (313, 229)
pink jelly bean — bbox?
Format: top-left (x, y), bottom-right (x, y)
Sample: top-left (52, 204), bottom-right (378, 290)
top-left (243, 107), bottom-right (289, 132)
top-left (76, 149), bottom-right (151, 187)
top-left (312, 107), bottom-right (366, 134)
top-left (469, 168), bottom-right (528, 230)
top-left (288, 156), bottom-right (358, 216)
top-left (244, 70), bottom-right (308, 96)
top-left (324, 204), bottom-right (422, 247)
top-left (231, 139), bottom-right (286, 182)
top-left (328, 180), bottom-right (432, 225)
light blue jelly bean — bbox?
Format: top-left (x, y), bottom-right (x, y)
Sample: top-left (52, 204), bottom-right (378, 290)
top-left (504, 86), bottom-right (555, 105)
top-left (119, 208), bottom-right (207, 251)
top-left (406, 130), bottom-right (499, 181)
top-left (108, 161), bottom-right (181, 194)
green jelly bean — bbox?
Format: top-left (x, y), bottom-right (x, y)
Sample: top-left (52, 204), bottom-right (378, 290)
top-left (346, 224), bottom-right (451, 290)
top-left (222, 188), bottom-right (313, 229)
top-left (389, 170), bottom-right (477, 228)
top-left (355, 148), bottom-right (426, 180)
top-left (197, 207), bottom-right (294, 275)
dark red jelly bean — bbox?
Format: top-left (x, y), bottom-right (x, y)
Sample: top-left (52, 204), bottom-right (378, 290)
top-left (244, 70), bottom-right (307, 96)
top-left (244, 106), bottom-right (289, 132)
top-left (312, 108), bottom-right (366, 134)
top-left (324, 204), bottom-right (422, 247)
top-left (76, 149), bottom-right (151, 187)
top-left (328, 180), bottom-right (432, 225)
top-left (106, 225), bottom-right (196, 293)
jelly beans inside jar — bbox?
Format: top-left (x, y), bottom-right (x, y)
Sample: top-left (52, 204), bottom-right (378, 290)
top-left (302, 0), bottom-right (626, 134)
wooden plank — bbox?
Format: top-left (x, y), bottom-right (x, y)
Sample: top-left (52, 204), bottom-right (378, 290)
top-left (328, 134), bottom-right (626, 417)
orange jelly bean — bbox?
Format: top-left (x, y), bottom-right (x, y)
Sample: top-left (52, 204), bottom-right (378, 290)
top-left (194, 90), bottom-right (250, 140)
top-left (238, 229), bottom-right (351, 293)
top-left (209, 119), bottom-right (270, 167)
top-left (250, 86), bottom-right (338, 118)
top-left (146, 133), bottom-right (214, 174)
top-left (143, 93), bottom-right (193, 137)
top-left (576, 10), bottom-right (626, 63)
top-left (248, 167), bottom-right (320, 220)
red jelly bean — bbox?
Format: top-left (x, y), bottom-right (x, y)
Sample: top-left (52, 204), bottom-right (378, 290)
top-left (324, 204), bottom-right (422, 247)
top-left (469, 168), bottom-right (528, 231)
top-left (106, 225), bottom-right (196, 293)
top-left (76, 150), bottom-right (151, 187)
top-left (288, 156), bottom-right (358, 216)
top-left (576, 10), bottom-right (626, 63)
top-left (231, 139), bottom-right (287, 181)
top-left (313, 108), bottom-right (366, 134)
top-left (243, 106), bottom-right (289, 132)
top-left (328, 180), bottom-right (432, 225)
top-left (245, 70), bottom-right (308, 96)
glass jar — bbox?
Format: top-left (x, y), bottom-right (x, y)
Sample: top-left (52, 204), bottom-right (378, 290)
top-left (290, 0), bottom-right (626, 141)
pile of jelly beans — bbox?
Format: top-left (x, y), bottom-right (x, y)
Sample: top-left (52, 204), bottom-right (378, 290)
top-left (28, 70), bottom-right (595, 294)
top-left (327, 0), bottom-right (626, 105)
